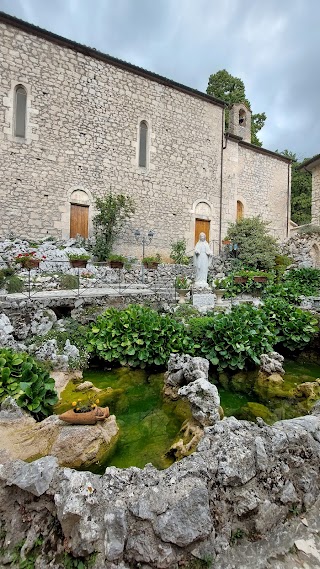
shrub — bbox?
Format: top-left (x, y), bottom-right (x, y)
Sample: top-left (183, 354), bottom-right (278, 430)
top-left (225, 217), bottom-right (279, 270)
top-left (170, 239), bottom-right (190, 265)
top-left (59, 273), bottom-right (79, 290)
top-left (93, 193), bottom-right (135, 261)
top-left (216, 270), bottom-right (273, 298)
top-left (0, 348), bottom-right (58, 420)
top-left (188, 304), bottom-right (276, 370)
top-left (263, 298), bottom-right (318, 351)
top-left (87, 305), bottom-right (192, 367)
top-left (263, 268), bottom-right (320, 303)
top-left (6, 275), bottom-right (24, 293)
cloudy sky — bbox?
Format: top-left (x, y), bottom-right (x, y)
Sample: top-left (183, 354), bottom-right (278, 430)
top-left (1, 0), bottom-right (319, 160)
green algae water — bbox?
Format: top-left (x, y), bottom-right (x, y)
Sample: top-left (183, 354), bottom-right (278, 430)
top-left (56, 367), bottom-right (192, 472)
top-left (215, 360), bottom-right (320, 424)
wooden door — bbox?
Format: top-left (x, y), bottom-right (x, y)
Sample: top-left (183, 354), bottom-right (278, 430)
top-left (195, 219), bottom-right (210, 244)
top-left (70, 204), bottom-right (89, 238)
top-left (237, 200), bottom-right (244, 221)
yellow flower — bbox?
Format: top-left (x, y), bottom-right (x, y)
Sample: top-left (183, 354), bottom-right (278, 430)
top-left (91, 404), bottom-right (96, 408)
top-left (72, 401), bottom-right (77, 406)
top-left (76, 407), bottom-right (80, 411)
top-left (95, 399), bottom-right (100, 404)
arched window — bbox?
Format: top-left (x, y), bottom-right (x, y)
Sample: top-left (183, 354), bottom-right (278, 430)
top-left (14, 85), bottom-right (27, 138)
top-left (237, 200), bottom-right (244, 221)
top-left (139, 121), bottom-right (148, 168)
top-left (239, 109), bottom-right (246, 126)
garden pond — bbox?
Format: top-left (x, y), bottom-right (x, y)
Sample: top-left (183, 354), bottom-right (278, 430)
top-left (55, 359), bottom-right (320, 472)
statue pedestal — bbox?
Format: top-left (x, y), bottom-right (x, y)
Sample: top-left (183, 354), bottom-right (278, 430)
top-left (192, 289), bottom-right (215, 310)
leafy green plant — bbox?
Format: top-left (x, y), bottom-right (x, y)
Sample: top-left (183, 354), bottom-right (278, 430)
top-left (6, 275), bottom-right (24, 293)
top-left (108, 253), bottom-right (127, 263)
top-left (87, 305), bottom-right (193, 367)
top-left (216, 270), bottom-right (273, 298)
top-left (172, 304), bottom-right (200, 323)
top-left (188, 304), bottom-right (276, 371)
top-left (263, 268), bottom-right (320, 303)
top-left (225, 217), bottom-right (279, 270)
top-left (170, 238), bottom-right (190, 265)
top-left (93, 193), bottom-right (135, 261)
top-left (263, 298), bottom-right (318, 351)
top-left (143, 254), bottom-right (161, 264)
top-left (63, 552), bottom-right (97, 569)
top-left (175, 275), bottom-right (191, 289)
top-left (0, 349), bottom-right (58, 420)
top-left (59, 273), bottom-right (79, 290)
top-left (230, 528), bottom-right (245, 545)
top-left (67, 253), bottom-right (90, 261)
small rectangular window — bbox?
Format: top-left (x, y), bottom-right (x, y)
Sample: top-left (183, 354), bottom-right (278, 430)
top-left (15, 86), bottom-right (27, 138)
top-left (139, 121), bottom-right (148, 168)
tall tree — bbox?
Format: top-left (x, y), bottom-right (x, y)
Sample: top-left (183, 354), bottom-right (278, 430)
top-left (277, 150), bottom-right (312, 226)
top-left (206, 69), bottom-right (266, 147)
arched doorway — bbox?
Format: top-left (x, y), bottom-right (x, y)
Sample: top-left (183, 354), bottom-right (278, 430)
top-left (70, 190), bottom-right (90, 238)
top-left (194, 202), bottom-right (211, 244)
top-left (237, 200), bottom-right (244, 221)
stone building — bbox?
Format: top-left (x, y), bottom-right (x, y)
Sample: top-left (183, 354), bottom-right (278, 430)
top-left (0, 11), bottom-right (291, 259)
top-left (299, 154), bottom-right (320, 227)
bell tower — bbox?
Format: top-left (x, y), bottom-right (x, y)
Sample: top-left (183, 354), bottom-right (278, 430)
top-left (229, 103), bottom-right (251, 143)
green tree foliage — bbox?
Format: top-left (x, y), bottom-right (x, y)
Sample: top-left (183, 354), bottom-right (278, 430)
top-left (277, 150), bottom-right (311, 225)
top-left (225, 217), bottom-right (279, 270)
top-left (87, 305), bottom-right (193, 367)
top-left (206, 69), bottom-right (266, 146)
top-left (0, 349), bottom-right (58, 420)
top-left (93, 193), bottom-right (135, 261)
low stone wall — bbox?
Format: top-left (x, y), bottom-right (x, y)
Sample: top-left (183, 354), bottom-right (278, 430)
top-left (1, 405), bottom-right (320, 568)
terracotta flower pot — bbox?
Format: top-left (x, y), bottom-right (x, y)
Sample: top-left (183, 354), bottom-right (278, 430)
top-left (21, 259), bottom-right (40, 269)
top-left (109, 261), bottom-right (124, 269)
top-left (70, 259), bottom-right (88, 268)
top-left (143, 262), bottom-right (159, 269)
top-left (222, 240), bottom-right (231, 245)
top-left (59, 406), bottom-right (110, 425)
top-left (253, 276), bottom-right (268, 283)
top-left (234, 276), bottom-right (248, 284)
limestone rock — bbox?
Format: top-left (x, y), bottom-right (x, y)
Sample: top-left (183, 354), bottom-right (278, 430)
top-left (260, 351), bottom-right (285, 375)
top-left (0, 313), bottom-right (13, 335)
top-left (75, 380), bottom-right (100, 392)
top-left (0, 398), bottom-right (118, 468)
top-left (295, 379), bottom-right (320, 400)
top-left (178, 377), bottom-right (220, 426)
top-left (30, 309), bottom-right (57, 336)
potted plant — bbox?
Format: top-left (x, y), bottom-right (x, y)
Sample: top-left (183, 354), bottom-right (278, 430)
top-left (15, 251), bottom-right (46, 269)
top-left (67, 252), bottom-right (90, 268)
top-left (222, 238), bottom-right (231, 245)
top-left (108, 254), bottom-right (127, 269)
top-left (143, 254), bottom-right (161, 269)
top-left (212, 278), bottom-right (226, 306)
top-left (59, 397), bottom-right (110, 425)
top-left (175, 275), bottom-right (191, 304)
top-left (234, 275), bottom-right (248, 284)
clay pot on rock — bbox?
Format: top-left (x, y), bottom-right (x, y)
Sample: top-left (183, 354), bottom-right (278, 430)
top-left (234, 276), bottom-right (248, 284)
top-left (21, 259), bottom-right (40, 269)
top-left (109, 261), bottom-right (124, 269)
top-left (70, 260), bottom-right (88, 269)
top-left (59, 406), bottom-right (110, 425)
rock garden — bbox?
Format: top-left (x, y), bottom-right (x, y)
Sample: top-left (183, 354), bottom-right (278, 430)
top-left (1, 218), bottom-right (320, 568)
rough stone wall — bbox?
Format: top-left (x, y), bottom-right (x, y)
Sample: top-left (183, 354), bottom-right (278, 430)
top-left (0, 18), bottom-right (290, 258)
top-left (222, 139), bottom-right (290, 241)
top-left (311, 164), bottom-right (320, 225)
top-left (0, 20), bottom-right (223, 259)
top-left (1, 408), bottom-right (320, 568)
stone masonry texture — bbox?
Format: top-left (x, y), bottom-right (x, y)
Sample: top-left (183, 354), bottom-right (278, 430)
top-left (0, 14), bottom-right (290, 258)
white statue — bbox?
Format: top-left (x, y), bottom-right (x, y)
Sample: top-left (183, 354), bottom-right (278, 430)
top-left (193, 232), bottom-right (212, 288)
